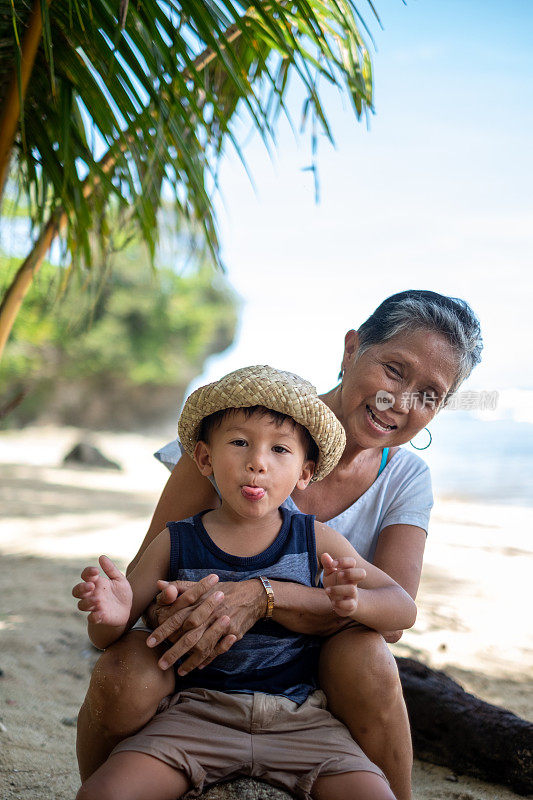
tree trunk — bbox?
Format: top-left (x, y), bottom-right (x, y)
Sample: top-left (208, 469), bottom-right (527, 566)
top-left (0, 211), bottom-right (62, 358)
top-left (0, 0), bottom-right (52, 202)
top-left (397, 657), bottom-right (533, 796)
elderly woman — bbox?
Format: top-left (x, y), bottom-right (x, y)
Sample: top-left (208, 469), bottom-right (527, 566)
top-left (75, 289), bottom-right (482, 800)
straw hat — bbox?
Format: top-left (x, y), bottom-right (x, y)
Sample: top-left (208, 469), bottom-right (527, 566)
top-left (178, 365), bottom-right (346, 481)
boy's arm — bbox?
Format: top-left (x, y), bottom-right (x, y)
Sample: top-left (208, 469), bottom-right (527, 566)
top-left (314, 521), bottom-right (417, 633)
top-left (80, 529), bottom-right (171, 649)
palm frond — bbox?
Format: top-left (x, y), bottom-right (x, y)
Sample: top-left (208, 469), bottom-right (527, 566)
top-left (1, 0), bottom-right (376, 273)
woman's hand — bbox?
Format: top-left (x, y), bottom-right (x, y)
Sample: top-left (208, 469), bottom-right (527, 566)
top-left (146, 577), bottom-right (266, 674)
top-left (148, 573), bottom-right (221, 637)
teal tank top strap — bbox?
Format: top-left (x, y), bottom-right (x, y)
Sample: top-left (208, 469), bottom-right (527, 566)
top-left (377, 447), bottom-right (389, 477)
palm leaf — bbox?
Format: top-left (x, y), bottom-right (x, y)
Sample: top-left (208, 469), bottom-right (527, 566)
top-left (1, 0), bottom-right (376, 275)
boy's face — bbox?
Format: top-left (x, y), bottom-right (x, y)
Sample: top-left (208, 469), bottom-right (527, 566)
top-left (194, 409), bottom-right (315, 520)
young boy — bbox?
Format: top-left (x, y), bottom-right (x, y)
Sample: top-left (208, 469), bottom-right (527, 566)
top-left (74, 365), bottom-right (416, 800)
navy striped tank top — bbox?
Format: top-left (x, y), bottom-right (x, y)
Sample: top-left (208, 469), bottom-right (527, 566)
top-left (167, 506), bottom-right (320, 704)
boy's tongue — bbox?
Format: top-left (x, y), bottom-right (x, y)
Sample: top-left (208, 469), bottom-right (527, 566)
top-left (241, 485), bottom-right (265, 500)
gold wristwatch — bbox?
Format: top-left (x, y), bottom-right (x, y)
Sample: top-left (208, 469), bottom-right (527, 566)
top-left (258, 576), bottom-right (274, 619)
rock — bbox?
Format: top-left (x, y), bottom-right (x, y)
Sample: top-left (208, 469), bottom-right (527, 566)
top-left (63, 442), bottom-right (121, 470)
top-left (397, 657), bottom-right (533, 796)
top-left (200, 779), bottom-right (291, 799)
top-left (60, 717), bottom-right (77, 727)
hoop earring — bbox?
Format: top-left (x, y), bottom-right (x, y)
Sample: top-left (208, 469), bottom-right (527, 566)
top-left (410, 427), bottom-right (432, 450)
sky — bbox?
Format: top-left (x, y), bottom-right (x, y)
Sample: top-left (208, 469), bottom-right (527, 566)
top-left (193, 0), bottom-right (533, 404)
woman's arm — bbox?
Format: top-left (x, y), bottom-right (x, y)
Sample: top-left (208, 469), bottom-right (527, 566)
top-left (272, 523), bottom-right (425, 638)
top-left (149, 522), bottom-right (425, 673)
top-left (267, 581), bottom-right (350, 636)
top-left (146, 524), bottom-right (426, 667)
top-left (315, 522), bottom-right (418, 633)
top-left (141, 517), bottom-right (425, 657)
top-left (127, 454), bottom-right (220, 575)
top-left (371, 523), bottom-right (426, 642)
top-left (147, 578), bottom-right (353, 674)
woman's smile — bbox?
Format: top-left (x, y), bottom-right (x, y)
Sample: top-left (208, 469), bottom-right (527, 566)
top-left (330, 328), bottom-right (460, 452)
top-left (365, 405), bottom-right (398, 433)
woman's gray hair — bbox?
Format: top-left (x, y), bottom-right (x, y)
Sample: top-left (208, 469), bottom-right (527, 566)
top-left (354, 290), bottom-right (483, 397)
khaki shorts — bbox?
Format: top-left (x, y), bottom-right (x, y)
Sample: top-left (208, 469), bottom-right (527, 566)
top-left (111, 688), bottom-right (386, 798)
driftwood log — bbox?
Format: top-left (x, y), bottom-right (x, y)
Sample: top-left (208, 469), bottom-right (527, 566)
top-left (197, 659), bottom-right (533, 799)
top-left (397, 657), bottom-right (533, 795)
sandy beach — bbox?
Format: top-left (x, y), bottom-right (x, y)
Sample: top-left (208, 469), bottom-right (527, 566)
top-left (1, 426), bottom-right (531, 799)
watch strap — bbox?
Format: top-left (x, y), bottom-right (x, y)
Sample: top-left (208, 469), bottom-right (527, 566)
top-left (258, 576), bottom-right (274, 619)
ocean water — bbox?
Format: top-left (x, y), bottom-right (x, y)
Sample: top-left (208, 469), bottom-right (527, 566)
top-left (418, 408), bottom-right (533, 507)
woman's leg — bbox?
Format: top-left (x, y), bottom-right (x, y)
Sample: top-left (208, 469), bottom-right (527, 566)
top-left (319, 628), bottom-right (412, 800)
top-left (77, 630), bottom-right (175, 781)
top-left (76, 751), bottom-right (189, 800)
top-left (312, 770), bottom-right (395, 800)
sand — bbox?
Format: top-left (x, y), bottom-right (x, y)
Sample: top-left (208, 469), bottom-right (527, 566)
top-left (0, 426), bottom-right (531, 799)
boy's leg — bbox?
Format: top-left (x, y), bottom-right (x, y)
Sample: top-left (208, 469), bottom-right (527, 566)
top-left (319, 628), bottom-right (412, 800)
top-left (77, 630), bottom-right (175, 780)
top-left (312, 770), bottom-right (395, 800)
top-left (77, 751), bottom-right (189, 800)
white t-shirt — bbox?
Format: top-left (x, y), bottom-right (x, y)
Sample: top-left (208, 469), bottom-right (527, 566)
top-left (154, 442), bottom-right (433, 562)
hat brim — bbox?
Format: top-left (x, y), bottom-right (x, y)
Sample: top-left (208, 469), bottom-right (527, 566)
top-left (178, 365), bottom-right (345, 482)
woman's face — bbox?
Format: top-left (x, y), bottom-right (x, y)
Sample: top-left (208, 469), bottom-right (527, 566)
top-left (338, 327), bottom-right (459, 449)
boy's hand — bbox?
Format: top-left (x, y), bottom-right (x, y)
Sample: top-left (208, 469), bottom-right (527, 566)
top-left (321, 552), bottom-right (367, 618)
top-left (72, 555), bottom-right (132, 626)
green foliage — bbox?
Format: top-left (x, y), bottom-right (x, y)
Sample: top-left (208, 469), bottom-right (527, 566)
top-left (2, 0), bottom-right (376, 275)
top-left (0, 246), bottom-right (238, 426)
